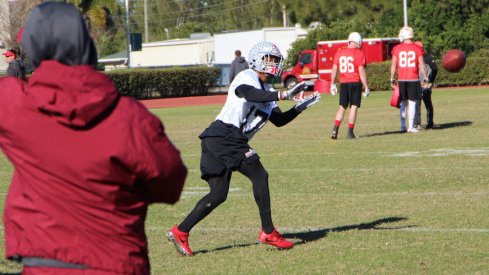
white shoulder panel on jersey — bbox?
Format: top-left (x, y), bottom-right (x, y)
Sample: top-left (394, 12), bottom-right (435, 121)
top-left (216, 69), bottom-right (277, 140)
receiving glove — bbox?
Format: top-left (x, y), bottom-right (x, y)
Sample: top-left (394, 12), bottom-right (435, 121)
top-left (363, 87), bottom-right (370, 98)
top-left (390, 79), bottom-right (396, 89)
top-left (279, 81), bottom-right (308, 100)
top-left (421, 78), bottom-right (432, 89)
top-left (295, 92), bottom-right (321, 112)
top-left (330, 84), bottom-right (337, 96)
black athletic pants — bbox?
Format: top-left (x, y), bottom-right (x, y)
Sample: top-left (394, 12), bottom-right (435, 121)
top-left (178, 159), bottom-right (274, 234)
top-left (422, 88), bottom-right (434, 126)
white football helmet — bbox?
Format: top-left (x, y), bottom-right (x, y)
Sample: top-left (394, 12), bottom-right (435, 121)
top-left (399, 26), bottom-right (414, 42)
top-left (348, 32), bottom-right (362, 48)
top-left (248, 41), bottom-right (284, 77)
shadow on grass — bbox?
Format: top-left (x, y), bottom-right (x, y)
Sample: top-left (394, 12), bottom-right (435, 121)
top-left (193, 216), bottom-right (412, 255)
top-left (362, 130), bottom-right (406, 137)
top-left (282, 216), bottom-right (411, 245)
top-left (363, 120), bottom-right (472, 137)
top-left (432, 121), bottom-right (472, 130)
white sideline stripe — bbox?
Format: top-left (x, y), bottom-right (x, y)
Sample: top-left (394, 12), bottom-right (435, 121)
top-left (388, 148), bottom-right (489, 157)
top-left (1, 191), bottom-right (486, 198)
top-left (0, 225), bottom-right (486, 233)
top-left (185, 166), bottom-right (487, 173)
top-left (183, 148), bottom-right (489, 158)
top-left (286, 191), bottom-right (488, 197)
top-left (180, 187), bottom-right (241, 197)
top-left (147, 226), bottom-right (489, 233)
top-left (398, 227), bottom-right (489, 233)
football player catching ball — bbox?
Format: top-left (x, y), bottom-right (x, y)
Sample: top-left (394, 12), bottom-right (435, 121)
top-left (167, 41), bottom-right (320, 256)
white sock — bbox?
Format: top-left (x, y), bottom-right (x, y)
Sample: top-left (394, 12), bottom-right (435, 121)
top-left (408, 100), bottom-right (416, 129)
top-left (400, 100), bottom-right (407, 129)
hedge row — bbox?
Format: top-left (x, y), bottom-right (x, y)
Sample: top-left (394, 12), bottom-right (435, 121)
top-left (104, 57), bottom-right (487, 100)
top-left (366, 57), bottom-right (489, 91)
top-left (106, 66), bottom-right (220, 99)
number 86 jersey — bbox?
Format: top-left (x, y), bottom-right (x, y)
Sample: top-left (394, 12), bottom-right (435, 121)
top-left (333, 47), bottom-right (366, 83)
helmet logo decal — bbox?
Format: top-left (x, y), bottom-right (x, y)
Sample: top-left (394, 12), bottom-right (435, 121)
top-left (248, 41), bottom-right (284, 77)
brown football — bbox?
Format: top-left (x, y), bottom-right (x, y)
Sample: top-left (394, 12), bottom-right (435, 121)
top-left (442, 49), bottom-right (466, 72)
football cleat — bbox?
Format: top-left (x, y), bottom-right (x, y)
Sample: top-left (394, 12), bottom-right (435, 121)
top-left (347, 128), bottom-right (358, 139)
top-left (166, 225), bottom-right (193, 256)
top-left (331, 126), bottom-right (339, 139)
top-left (347, 132), bottom-right (358, 139)
top-left (407, 128), bottom-right (418, 133)
top-left (258, 228), bottom-right (294, 249)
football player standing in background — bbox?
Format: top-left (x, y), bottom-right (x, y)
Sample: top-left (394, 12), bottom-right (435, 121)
top-left (414, 41), bottom-right (438, 129)
top-left (390, 26), bottom-right (428, 133)
top-left (330, 32), bottom-right (370, 139)
top-left (167, 41), bottom-right (320, 256)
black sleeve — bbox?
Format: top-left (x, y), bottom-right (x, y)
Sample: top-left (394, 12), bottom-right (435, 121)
top-left (269, 106), bottom-right (300, 127)
top-left (235, 84), bottom-right (279, 103)
top-left (6, 64), bottom-right (18, 78)
top-left (7, 61), bottom-right (26, 80)
top-left (424, 54), bottom-right (438, 83)
top-left (229, 61), bottom-right (235, 83)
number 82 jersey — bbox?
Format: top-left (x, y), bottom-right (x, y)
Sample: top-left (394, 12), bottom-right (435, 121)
top-left (391, 43), bottom-right (424, 81)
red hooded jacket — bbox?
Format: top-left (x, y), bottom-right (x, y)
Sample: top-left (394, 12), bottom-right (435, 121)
top-left (0, 61), bottom-right (187, 274)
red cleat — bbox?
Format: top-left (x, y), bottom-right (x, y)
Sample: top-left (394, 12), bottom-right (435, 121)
top-left (258, 228), bottom-right (294, 249)
top-left (166, 225), bottom-right (193, 256)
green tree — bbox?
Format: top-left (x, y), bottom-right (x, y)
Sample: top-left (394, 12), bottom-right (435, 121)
top-left (409, 0), bottom-right (489, 58)
top-left (97, 0), bottom-right (489, 62)
top-left (65, 0), bottom-right (121, 56)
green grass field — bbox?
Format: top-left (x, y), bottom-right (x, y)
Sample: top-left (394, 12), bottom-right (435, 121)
top-left (1, 87), bottom-right (488, 274)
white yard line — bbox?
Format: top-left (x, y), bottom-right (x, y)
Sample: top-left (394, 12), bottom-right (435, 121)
top-left (185, 166), bottom-right (488, 173)
top-left (0, 225), bottom-right (486, 233)
top-left (178, 189), bottom-right (488, 198)
top-left (144, 226), bottom-right (489, 233)
top-left (183, 147), bottom-right (489, 158)
top-left (1, 190), bottom-right (487, 198)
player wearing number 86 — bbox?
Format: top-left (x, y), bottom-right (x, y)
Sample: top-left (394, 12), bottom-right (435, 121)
top-left (330, 32), bottom-right (370, 139)
top-left (390, 26), bottom-right (428, 133)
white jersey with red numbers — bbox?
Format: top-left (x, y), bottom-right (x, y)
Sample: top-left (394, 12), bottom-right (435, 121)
top-left (392, 42), bottom-right (424, 81)
top-left (333, 47), bottom-right (366, 83)
top-left (216, 69), bottom-right (277, 140)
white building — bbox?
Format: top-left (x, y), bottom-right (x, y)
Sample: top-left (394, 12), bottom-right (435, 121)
top-left (130, 34), bottom-right (214, 68)
top-left (100, 26), bottom-right (308, 85)
top-left (213, 26), bottom-right (307, 65)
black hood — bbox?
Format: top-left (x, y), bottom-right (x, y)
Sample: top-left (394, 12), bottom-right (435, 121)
top-left (22, 2), bottom-right (97, 69)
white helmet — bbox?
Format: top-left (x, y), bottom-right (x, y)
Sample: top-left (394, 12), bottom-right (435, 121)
top-left (248, 41), bottom-right (284, 77)
top-left (399, 26), bottom-right (414, 42)
top-left (348, 32), bottom-right (362, 48)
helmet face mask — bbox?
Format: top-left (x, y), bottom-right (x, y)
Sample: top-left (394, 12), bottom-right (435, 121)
top-left (399, 26), bottom-right (414, 42)
top-left (348, 32), bottom-right (362, 49)
top-left (248, 41), bottom-right (284, 77)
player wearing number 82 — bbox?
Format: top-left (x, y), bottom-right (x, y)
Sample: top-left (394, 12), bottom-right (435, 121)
top-left (330, 32), bottom-right (370, 139)
top-left (390, 26), bottom-right (428, 133)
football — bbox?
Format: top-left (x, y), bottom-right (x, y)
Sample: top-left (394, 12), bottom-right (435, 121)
top-left (442, 49), bottom-right (466, 72)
